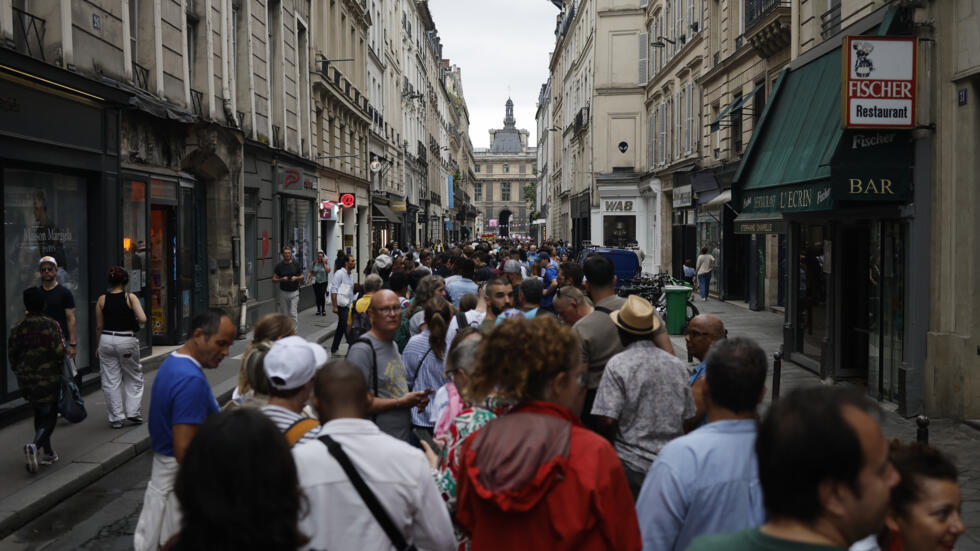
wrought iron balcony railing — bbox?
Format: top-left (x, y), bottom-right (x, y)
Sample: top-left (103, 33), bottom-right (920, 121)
top-left (132, 62), bottom-right (150, 91)
top-left (190, 89), bottom-right (205, 117)
top-left (745, 0), bottom-right (790, 31)
top-left (12, 7), bottom-right (46, 61)
top-left (820, 3), bottom-right (842, 40)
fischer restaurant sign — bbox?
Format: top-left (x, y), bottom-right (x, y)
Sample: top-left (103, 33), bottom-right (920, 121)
top-left (842, 36), bottom-right (917, 129)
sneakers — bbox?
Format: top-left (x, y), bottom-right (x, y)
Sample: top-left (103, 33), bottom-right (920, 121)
top-left (40, 451), bottom-right (59, 465)
top-left (110, 421), bottom-right (124, 429)
top-left (24, 443), bottom-right (38, 473)
top-left (127, 415), bottom-right (144, 425)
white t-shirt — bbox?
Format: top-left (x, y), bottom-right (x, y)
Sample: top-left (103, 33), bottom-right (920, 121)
top-left (293, 419), bottom-right (454, 551)
top-left (443, 309), bottom-right (486, 357)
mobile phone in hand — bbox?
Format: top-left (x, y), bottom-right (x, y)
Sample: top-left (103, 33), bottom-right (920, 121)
top-left (413, 427), bottom-right (438, 452)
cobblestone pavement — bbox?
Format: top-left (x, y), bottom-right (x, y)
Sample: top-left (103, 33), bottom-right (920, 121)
top-left (668, 297), bottom-right (980, 550)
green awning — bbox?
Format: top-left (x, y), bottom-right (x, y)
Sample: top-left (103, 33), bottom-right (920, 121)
top-left (709, 82), bottom-right (765, 132)
top-left (734, 41), bottom-right (912, 215)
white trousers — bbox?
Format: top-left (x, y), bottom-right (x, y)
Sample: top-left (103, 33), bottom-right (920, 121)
top-left (279, 289), bottom-right (299, 323)
top-left (99, 334), bottom-right (144, 422)
top-left (134, 453), bottom-right (181, 551)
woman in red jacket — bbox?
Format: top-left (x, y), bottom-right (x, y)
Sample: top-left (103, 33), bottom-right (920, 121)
top-left (454, 316), bottom-right (641, 551)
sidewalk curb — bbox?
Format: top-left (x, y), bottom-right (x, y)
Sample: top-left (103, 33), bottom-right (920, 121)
top-left (0, 322), bottom-right (337, 540)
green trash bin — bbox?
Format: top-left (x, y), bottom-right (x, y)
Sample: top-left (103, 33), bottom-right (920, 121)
top-left (663, 285), bottom-right (693, 335)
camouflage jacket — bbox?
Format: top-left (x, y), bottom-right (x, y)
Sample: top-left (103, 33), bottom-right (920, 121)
top-left (7, 314), bottom-right (65, 404)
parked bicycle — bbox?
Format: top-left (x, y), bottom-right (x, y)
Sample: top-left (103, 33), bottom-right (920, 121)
top-left (617, 273), bottom-right (699, 327)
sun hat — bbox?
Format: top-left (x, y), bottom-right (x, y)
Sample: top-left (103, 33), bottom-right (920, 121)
top-left (609, 295), bottom-right (662, 335)
top-left (263, 336), bottom-right (328, 390)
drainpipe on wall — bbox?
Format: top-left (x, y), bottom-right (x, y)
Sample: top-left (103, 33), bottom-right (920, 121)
top-left (224, 0), bottom-right (248, 334)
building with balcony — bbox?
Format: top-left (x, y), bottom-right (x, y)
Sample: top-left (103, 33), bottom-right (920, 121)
top-left (473, 99), bottom-right (536, 238)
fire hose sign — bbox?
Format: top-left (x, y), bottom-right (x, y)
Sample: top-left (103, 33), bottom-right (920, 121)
top-left (842, 36), bottom-right (917, 129)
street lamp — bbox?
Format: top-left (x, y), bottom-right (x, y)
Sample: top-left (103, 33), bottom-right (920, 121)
top-left (651, 36), bottom-right (676, 48)
top-left (317, 56), bottom-right (354, 74)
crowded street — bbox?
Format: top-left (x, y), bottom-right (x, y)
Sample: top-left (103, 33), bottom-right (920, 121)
top-left (1, 0), bottom-right (979, 550)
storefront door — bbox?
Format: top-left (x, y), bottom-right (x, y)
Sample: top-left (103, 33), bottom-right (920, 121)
top-left (868, 222), bottom-right (906, 402)
top-left (794, 224), bottom-right (828, 363)
top-left (150, 204), bottom-right (177, 345)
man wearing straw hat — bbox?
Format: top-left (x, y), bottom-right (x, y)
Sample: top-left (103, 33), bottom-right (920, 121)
top-left (591, 295), bottom-right (695, 499)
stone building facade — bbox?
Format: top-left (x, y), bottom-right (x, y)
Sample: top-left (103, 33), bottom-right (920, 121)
top-left (473, 100), bottom-right (536, 238)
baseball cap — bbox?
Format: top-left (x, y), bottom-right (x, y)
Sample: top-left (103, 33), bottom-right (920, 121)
top-left (503, 260), bottom-right (522, 274)
top-left (263, 336), bottom-right (328, 391)
top-left (39, 256), bottom-right (58, 268)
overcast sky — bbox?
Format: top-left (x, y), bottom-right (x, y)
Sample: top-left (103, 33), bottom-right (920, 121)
top-left (429, 0), bottom-right (559, 149)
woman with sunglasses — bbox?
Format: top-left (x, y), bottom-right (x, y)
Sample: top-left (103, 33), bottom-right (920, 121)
top-left (451, 316), bottom-right (641, 551)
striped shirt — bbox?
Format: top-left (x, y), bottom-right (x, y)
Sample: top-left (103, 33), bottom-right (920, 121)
top-left (402, 330), bottom-right (450, 428)
top-left (260, 405), bottom-right (319, 446)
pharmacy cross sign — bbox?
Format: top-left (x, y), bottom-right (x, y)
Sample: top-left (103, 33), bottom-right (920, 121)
top-left (842, 36), bottom-right (917, 129)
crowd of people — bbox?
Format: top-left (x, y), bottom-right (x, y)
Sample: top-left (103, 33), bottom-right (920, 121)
top-left (6, 242), bottom-right (966, 551)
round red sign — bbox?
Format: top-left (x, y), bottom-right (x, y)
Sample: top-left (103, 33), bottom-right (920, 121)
top-left (340, 193), bottom-right (356, 208)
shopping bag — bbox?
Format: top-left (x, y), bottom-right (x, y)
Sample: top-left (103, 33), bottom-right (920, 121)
top-left (58, 358), bottom-right (87, 423)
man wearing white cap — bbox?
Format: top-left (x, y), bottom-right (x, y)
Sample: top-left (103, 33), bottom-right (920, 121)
top-left (38, 256), bottom-right (76, 359)
top-left (261, 336), bottom-right (328, 447)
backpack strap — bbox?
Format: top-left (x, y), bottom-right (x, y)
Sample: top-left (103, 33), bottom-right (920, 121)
top-left (319, 435), bottom-right (416, 551)
top-left (353, 338), bottom-right (379, 398)
top-left (353, 338), bottom-right (380, 421)
top-left (284, 417), bottom-right (320, 447)
top-left (595, 305), bottom-right (614, 314)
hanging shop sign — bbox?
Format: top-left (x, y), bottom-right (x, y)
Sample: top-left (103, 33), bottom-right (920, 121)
top-left (673, 184), bottom-right (693, 208)
top-left (842, 36), bottom-right (917, 129)
top-left (391, 200), bottom-right (407, 212)
top-left (339, 193), bottom-right (356, 208)
top-left (320, 201), bottom-right (337, 220)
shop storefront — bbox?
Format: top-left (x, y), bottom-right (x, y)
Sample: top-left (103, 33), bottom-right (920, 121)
top-left (244, 145), bottom-right (318, 325)
top-left (732, 17), bottom-right (926, 413)
top-left (0, 50), bottom-right (129, 413)
top-left (592, 172), bottom-right (659, 271)
top-left (671, 183), bottom-right (696, 278)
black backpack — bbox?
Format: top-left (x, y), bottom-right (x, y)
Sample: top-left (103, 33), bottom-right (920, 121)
top-left (348, 306), bottom-right (372, 342)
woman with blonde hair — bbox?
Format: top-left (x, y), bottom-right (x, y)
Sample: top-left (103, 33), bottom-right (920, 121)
top-left (403, 296), bottom-right (453, 442)
top-left (231, 313), bottom-right (295, 404)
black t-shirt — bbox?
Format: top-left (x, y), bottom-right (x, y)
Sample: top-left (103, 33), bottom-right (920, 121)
top-left (274, 261), bottom-right (302, 292)
top-left (41, 284), bottom-right (75, 341)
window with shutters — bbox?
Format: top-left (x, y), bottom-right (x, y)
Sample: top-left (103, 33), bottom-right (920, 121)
top-left (648, 21), bottom-right (655, 77)
top-left (688, 0), bottom-right (696, 35)
top-left (638, 32), bottom-right (649, 85)
top-left (687, 83), bottom-right (696, 154)
top-left (502, 182), bottom-right (511, 201)
top-left (474, 183), bottom-right (482, 201)
top-left (647, 111), bottom-right (656, 171)
top-left (658, 102), bottom-right (666, 165)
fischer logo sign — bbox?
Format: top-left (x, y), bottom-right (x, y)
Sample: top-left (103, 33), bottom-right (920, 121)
top-left (843, 36), bottom-right (917, 128)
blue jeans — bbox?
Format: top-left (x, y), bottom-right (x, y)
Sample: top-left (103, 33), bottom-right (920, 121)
top-left (698, 273), bottom-right (712, 299)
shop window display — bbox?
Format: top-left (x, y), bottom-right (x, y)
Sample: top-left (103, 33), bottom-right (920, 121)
top-left (4, 169), bottom-right (90, 393)
top-left (603, 216), bottom-right (636, 249)
top-left (283, 197), bottom-right (314, 274)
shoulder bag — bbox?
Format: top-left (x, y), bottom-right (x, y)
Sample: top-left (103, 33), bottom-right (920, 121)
top-left (319, 434), bottom-right (417, 551)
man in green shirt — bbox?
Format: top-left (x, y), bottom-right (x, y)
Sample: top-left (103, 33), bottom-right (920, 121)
top-left (687, 386), bottom-right (900, 551)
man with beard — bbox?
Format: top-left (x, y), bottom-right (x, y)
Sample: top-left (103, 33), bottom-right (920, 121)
top-left (443, 277), bottom-right (514, 354)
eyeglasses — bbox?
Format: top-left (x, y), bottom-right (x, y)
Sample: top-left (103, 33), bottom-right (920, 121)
top-left (40, 266), bottom-right (56, 272)
top-left (373, 306), bottom-right (401, 315)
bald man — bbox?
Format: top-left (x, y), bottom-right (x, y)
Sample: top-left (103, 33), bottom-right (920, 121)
top-left (293, 360), bottom-right (455, 550)
top-left (684, 314), bottom-right (726, 430)
top-left (345, 290), bottom-right (430, 442)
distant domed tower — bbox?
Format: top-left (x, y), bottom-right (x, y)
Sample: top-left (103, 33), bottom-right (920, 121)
top-left (488, 98), bottom-right (530, 153)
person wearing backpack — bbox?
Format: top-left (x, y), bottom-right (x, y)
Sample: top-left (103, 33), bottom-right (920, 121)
top-left (348, 274), bottom-right (382, 342)
top-left (345, 291), bottom-right (431, 443)
top-left (259, 335), bottom-right (327, 447)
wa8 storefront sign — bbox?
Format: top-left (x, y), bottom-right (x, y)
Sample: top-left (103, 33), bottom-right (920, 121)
top-left (843, 36), bottom-right (917, 128)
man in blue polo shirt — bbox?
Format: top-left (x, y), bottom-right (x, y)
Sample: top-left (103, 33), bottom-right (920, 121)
top-left (134, 309), bottom-right (236, 551)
